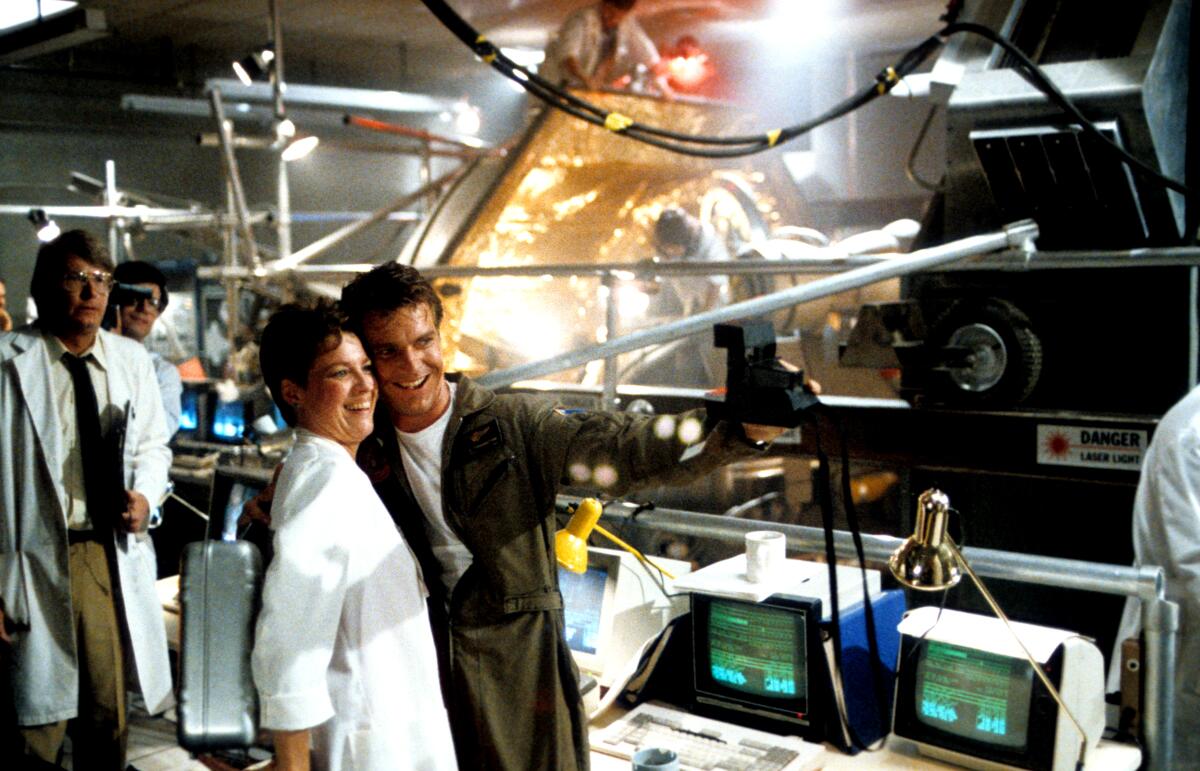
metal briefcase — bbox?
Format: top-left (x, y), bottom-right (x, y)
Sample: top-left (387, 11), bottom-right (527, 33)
top-left (177, 539), bottom-right (263, 752)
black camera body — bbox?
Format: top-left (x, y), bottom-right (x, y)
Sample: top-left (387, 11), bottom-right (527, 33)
top-left (707, 321), bottom-right (819, 429)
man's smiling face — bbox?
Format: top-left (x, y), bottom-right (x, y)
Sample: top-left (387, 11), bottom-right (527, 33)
top-left (360, 302), bottom-right (450, 433)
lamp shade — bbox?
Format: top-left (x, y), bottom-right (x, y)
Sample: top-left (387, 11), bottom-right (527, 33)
top-left (888, 488), bottom-right (962, 591)
top-left (555, 498), bottom-right (603, 574)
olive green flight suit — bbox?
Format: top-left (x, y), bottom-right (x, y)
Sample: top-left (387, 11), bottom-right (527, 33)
top-left (362, 374), bottom-right (762, 770)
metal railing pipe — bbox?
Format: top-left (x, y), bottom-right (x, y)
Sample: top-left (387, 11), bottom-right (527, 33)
top-left (559, 496), bottom-right (1164, 601)
top-left (478, 220), bottom-right (1038, 388)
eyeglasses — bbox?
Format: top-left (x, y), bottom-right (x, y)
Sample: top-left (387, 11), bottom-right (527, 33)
top-left (132, 294), bottom-right (165, 313)
top-left (63, 270), bottom-right (115, 293)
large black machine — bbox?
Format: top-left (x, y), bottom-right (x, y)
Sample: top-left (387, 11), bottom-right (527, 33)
top-left (840, 0), bottom-right (1194, 414)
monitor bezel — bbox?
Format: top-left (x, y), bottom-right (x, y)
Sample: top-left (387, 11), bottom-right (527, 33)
top-left (892, 631), bottom-right (1065, 769)
top-left (690, 592), bottom-right (825, 741)
top-left (557, 548), bottom-right (620, 678)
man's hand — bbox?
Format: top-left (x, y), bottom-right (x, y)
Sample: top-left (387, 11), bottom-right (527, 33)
top-left (122, 489), bottom-right (150, 533)
top-left (239, 464), bottom-right (282, 529)
top-left (0, 604), bottom-right (10, 646)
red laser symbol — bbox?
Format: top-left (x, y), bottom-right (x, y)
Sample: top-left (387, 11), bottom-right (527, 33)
top-left (1043, 430), bottom-right (1071, 459)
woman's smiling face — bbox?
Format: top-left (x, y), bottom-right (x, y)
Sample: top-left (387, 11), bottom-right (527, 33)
top-left (286, 331), bottom-right (377, 455)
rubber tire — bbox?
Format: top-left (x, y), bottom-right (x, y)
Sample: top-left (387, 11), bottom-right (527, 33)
top-left (928, 298), bottom-right (1043, 406)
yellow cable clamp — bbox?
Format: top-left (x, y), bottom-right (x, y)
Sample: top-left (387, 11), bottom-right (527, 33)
top-left (875, 66), bottom-right (900, 94)
top-left (766, 128), bottom-right (782, 148)
top-left (475, 34), bottom-right (496, 63)
top-left (604, 112), bottom-right (634, 133)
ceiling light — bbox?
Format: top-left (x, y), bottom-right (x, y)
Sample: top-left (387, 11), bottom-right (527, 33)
top-left (281, 135), bottom-right (319, 162)
top-left (232, 48), bottom-right (273, 86)
top-left (28, 208), bottom-right (60, 242)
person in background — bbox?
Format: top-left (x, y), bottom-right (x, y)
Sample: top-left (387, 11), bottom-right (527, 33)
top-left (0, 277), bottom-right (12, 331)
top-left (112, 261), bottom-right (183, 437)
top-left (653, 206), bottom-right (731, 317)
top-left (331, 263), bottom-right (783, 769)
top-left (542, 0), bottom-right (673, 97)
top-left (1108, 384), bottom-right (1200, 762)
top-left (0, 230), bottom-right (172, 769)
top-left (252, 302), bottom-right (456, 771)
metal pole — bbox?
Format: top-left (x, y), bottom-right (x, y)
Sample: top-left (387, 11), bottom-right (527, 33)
top-left (224, 180), bottom-right (240, 379)
top-left (270, 0), bottom-right (292, 260)
top-left (478, 220), bottom-right (1039, 388)
top-left (563, 497), bottom-right (1164, 602)
top-left (1142, 597), bottom-right (1179, 771)
top-left (602, 272), bottom-right (619, 410)
top-left (267, 167), bottom-right (465, 271)
top-left (208, 88), bottom-right (260, 270)
top-left (104, 160), bottom-right (121, 261)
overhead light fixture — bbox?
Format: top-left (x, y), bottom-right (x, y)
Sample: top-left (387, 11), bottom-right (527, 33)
top-left (28, 208), bottom-right (60, 242)
top-left (888, 489), bottom-right (1091, 767)
top-left (232, 47), bottom-right (274, 86)
top-left (0, 5), bottom-right (106, 64)
top-left (281, 135), bottom-right (319, 162)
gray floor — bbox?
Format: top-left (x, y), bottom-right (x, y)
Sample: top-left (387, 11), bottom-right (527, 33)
top-left (58, 705), bottom-right (209, 771)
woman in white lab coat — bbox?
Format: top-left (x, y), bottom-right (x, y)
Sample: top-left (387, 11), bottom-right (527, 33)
top-left (252, 303), bottom-right (456, 771)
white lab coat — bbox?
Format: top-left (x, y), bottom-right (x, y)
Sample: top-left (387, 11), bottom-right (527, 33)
top-left (0, 325), bottom-right (173, 724)
top-left (253, 431), bottom-right (457, 771)
top-left (1110, 385), bottom-right (1200, 763)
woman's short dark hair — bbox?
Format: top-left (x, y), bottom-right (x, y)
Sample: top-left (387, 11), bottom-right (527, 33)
top-left (30, 230), bottom-right (113, 317)
top-left (339, 263), bottom-right (442, 343)
top-left (259, 301), bottom-right (350, 427)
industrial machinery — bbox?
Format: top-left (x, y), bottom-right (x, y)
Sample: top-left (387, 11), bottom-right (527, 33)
top-left (842, 0), bottom-right (1195, 413)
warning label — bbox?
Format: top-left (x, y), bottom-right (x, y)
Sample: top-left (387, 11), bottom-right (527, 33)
top-left (1036, 424), bottom-right (1147, 470)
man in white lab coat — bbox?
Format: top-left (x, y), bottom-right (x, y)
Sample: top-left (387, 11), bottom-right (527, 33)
top-left (1109, 384), bottom-right (1200, 765)
top-left (0, 230), bottom-right (173, 768)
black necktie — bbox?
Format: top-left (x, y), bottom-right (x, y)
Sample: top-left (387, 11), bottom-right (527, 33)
top-left (63, 353), bottom-right (115, 532)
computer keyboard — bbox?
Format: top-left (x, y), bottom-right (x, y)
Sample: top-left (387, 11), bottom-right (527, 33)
top-left (592, 702), bottom-right (824, 771)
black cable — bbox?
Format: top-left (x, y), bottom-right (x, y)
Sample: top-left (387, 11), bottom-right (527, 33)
top-left (418, 0), bottom-right (1189, 198)
top-left (417, 0), bottom-right (941, 158)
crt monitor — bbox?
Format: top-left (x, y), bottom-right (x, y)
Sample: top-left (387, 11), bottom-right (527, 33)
top-left (209, 398), bottom-right (249, 443)
top-left (558, 547), bottom-right (691, 689)
top-left (559, 549), bottom-right (619, 678)
top-left (892, 607), bottom-right (1105, 771)
top-left (177, 383), bottom-right (208, 439)
top-left (690, 592), bottom-right (826, 743)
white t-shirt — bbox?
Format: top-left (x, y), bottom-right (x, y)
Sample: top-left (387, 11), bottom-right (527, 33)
top-left (395, 382), bottom-right (474, 596)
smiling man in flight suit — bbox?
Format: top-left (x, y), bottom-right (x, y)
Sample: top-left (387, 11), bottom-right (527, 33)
top-left (337, 262), bottom-right (782, 770)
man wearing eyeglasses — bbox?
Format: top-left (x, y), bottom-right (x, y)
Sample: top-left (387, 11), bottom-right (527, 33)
top-left (112, 261), bottom-right (182, 437)
top-left (0, 230), bottom-right (173, 768)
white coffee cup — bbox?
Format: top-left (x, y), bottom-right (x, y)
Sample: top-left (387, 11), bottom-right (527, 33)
top-left (745, 530), bottom-right (786, 583)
